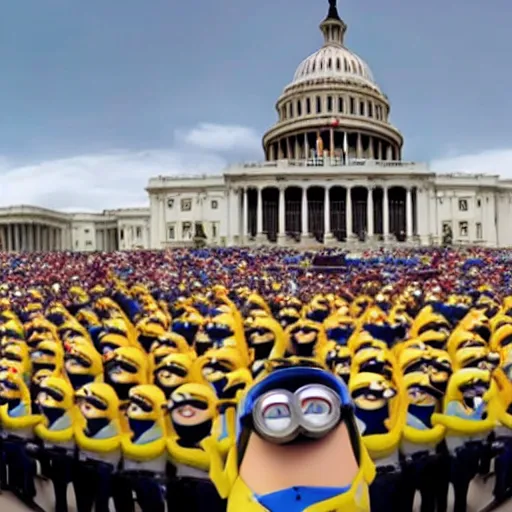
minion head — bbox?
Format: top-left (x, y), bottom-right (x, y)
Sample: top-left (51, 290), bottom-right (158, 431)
top-left (171, 312), bottom-right (204, 346)
top-left (349, 373), bottom-right (397, 436)
top-left (276, 307), bottom-right (301, 329)
top-left (453, 347), bottom-right (500, 372)
top-left (304, 296), bottom-right (330, 323)
top-left (325, 345), bottom-right (352, 384)
top-left (64, 342), bottom-right (103, 391)
top-left (136, 318), bottom-right (166, 353)
top-left (447, 329), bottom-right (486, 360)
top-left (285, 320), bottom-right (325, 358)
top-left (490, 323), bottom-right (512, 352)
top-left (103, 347), bottom-right (148, 402)
top-left (400, 348), bottom-right (452, 394)
top-left (0, 367), bottom-right (28, 408)
top-left (351, 349), bottom-right (394, 381)
top-left (244, 316), bottom-right (284, 366)
top-left (75, 308), bottom-right (101, 329)
top-left (167, 383), bottom-right (217, 445)
top-left (36, 377), bottom-right (74, 428)
top-left (0, 340), bottom-right (30, 379)
top-left (444, 368), bottom-right (495, 415)
top-left (153, 353), bottom-right (196, 399)
top-left (149, 332), bottom-right (190, 366)
top-left (75, 382), bottom-right (120, 436)
top-left (324, 315), bottom-right (354, 346)
top-left (235, 366), bottom-right (373, 507)
top-left (31, 340), bottom-right (64, 375)
top-left (126, 384), bottom-right (166, 442)
top-left (403, 372), bottom-right (443, 426)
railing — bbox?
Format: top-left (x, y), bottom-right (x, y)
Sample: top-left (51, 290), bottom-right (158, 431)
top-left (229, 158), bottom-right (427, 170)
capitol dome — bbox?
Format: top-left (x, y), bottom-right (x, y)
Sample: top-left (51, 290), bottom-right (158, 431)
top-left (262, 0), bottom-right (403, 164)
top-left (292, 45), bottom-right (378, 91)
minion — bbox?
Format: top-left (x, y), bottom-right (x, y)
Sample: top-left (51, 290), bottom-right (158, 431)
top-left (30, 339), bottom-right (64, 376)
top-left (34, 377), bottom-right (76, 512)
top-left (171, 312), bottom-right (204, 347)
top-left (64, 342), bottom-right (103, 391)
top-left (432, 368), bottom-right (497, 512)
top-left (73, 382), bottom-right (122, 512)
top-left (136, 317), bottom-right (166, 353)
top-left (399, 372), bottom-right (446, 512)
top-left (202, 365), bottom-right (375, 511)
top-left (166, 383), bottom-right (225, 512)
top-left (323, 314), bottom-right (354, 346)
top-left (0, 339), bottom-right (31, 384)
top-left (103, 347), bottom-right (149, 406)
top-left (0, 367), bottom-right (43, 508)
top-left (349, 372), bottom-right (405, 512)
top-left (244, 316), bottom-right (286, 378)
top-left (153, 352), bottom-right (198, 399)
top-left (285, 320), bottom-right (329, 362)
top-left (149, 331), bottom-right (190, 368)
top-left (120, 385), bottom-right (167, 512)
top-left (275, 307), bottom-right (300, 329)
top-left (325, 345), bottom-right (352, 384)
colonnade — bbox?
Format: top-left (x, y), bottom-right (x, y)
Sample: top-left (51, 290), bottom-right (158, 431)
top-left (265, 130), bottom-right (401, 162)
top-left (0, 223), bottom-right (64, 252)
top-left (240, 185), bottom-right (419, 244)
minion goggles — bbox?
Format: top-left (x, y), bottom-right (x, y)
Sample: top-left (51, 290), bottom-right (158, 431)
top-left (239, 367), bottom-right (353, 445)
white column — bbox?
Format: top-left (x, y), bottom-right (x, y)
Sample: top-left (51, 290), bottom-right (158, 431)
top-left (301, 188), bottom-right (309, 236)
top-left (278, 187), bottom-right (286, 242)
top-left (6, 226), bottom-right (12, 252)
top-left (0, 227), bottom-right (5, 251)
top-left (242, 188), bottom-right (249, 242)
top-left (346, 187), bottom-right (353, 237)
top-left (256, 187), bottom-right (263, 237)
top-left (27, 225), bottom-right (33, 252)
top-left (13, 224), bottom-right (19, 251)
top-left (367, 187), bottom-right (374, 238)
top-left (383, 186), bottom-right (390, 240)
top-left (324, 186), bottom-right (332, 241)
top-left (159, 196), bottom-right (166, 248)
top-left (304, 133), bottom-right (309, 159)
top-left (406, 187), bottom-right (413, 239)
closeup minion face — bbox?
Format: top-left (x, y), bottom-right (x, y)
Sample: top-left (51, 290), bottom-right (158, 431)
top-left (0, 340), bottom-right (30, 377)
top-left (103, 347), bottom-right (148, 401)
top-left (203, 314), bottom-right (237, 348)
top-left (64, 343), bottom-right (103, 390)
top-left (36, 377), bottom-right (74, 427)
top-left (75, 382), bottom-right (120, 426)
top-left (459, 375), bottom-right (492, 412)
top-left (350, 374), bottom-right (397, 413)
top-left (150, 332), bottom-right (190, 366)
top-left (276, 307), bottom-right (300, 329)
top-left (126, 384), bottom-right (166, 437)
top-left (136, 318), bottom-right (166, 353)
top-left (403, 373), bottom-right (442, 409)
top-left (31, 340), bottom-right (63, 374)
top-left (351, 349), bottom-right (394, 381)
top-left (286, 320), bottom-right (322, 358)
top-left (326, 345), bottom-right (352, 384)
top-left (153, 353), bottom-right (195, 399)
top-left (196, 348), bottom-right (245, 397)
top-left (454, 346), bottom-right (500, 372)
top-left (244, 317), bottom-right (279, 362)
top-left (401, 348), bottom-right (452, 394)
top-left (167, 383), bottom-right (217, 445)
top-left (0, 368), bottom-right (22, 404)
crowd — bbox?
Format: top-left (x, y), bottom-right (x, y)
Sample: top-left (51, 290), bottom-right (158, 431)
top-left (0, 246), bottom-right (511, 512)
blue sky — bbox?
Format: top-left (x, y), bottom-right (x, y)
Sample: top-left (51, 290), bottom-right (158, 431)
top-left (0, 0), bottom-right (510, 210)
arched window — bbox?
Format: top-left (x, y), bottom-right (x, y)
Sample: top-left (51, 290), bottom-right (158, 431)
top-left (336, 58), bottom-right (341, 70)
top-left (344, 58), bottom-right (348, 71)
top-left (306, 97), bottom-right (311, 114)
top-left (327, 58), bottom-right (332, 69)
top-left (338, 97), bottom-right (344, 112)
top-left (368, 102), bottom-right (373, 117)
top-left (327, 96), bottom-right (333, 112)
top-left (297, 100), bottom-right (302, 116)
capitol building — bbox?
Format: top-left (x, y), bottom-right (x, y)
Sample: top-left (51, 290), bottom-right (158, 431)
top-left (1, 1), bottom-right (512, 252)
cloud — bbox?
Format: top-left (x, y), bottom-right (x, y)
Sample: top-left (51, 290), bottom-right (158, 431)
top-left (176, 123), bottom-right (261, 153)
top-left (430, 148), bottom-right (512, 177)
top-left (0, 123), bottom-right (261, 212)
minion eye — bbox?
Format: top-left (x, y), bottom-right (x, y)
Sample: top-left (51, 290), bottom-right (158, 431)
top-left (296, 385), bottom-right (341, 433)
top-left (253, 391), bottom-right (297, 442)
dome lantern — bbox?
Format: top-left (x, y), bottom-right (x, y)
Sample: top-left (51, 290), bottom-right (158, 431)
top-left (320, 0), bottom-right (347, 47)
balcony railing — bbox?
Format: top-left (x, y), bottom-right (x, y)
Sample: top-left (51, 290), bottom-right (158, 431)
top-left (231, 158), bottom-right (426, 170)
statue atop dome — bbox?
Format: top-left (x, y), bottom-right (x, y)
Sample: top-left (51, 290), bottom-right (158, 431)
top-left (327, 0), bottom-right (341, 20)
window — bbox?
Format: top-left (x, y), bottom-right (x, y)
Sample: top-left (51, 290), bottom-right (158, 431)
top-left (181, 199), bottom-right (192, 211)
top-left (336, 58), bottom-right (341, 70)
top-left (211, 200), bottom-right (218, 210)
top-left (459, 221), bottom-right (468, 237)
top-left (359, 101), bottom-right (365, 115)
top-left (476, 222), bottom-right (483, 239)
top-left (136, 227), bottom-right (142, 238)
top-left (338, 97), bottom-right (344, 112)
top-left (168, 226), bottom-right (175, 240)
top-left (306, 98), bottom-right (311, 114)
top-left (84, 228), bottom-right (90, 234)
top-left (120, 230), bottom-right (124, 241)
top-left (477, 199), bottom-right (481, 207)
top-left (182, 222), bottom-right (192, 240)
top-left (85, 241), bottom-right (93, 246)
top-left (350, 97), bottom-right (355, 114)
top-left (458, 199), bottom-right (468, 211)
top-left (327, 96), bottom-right (333, 112)
top-left (167, 199), bottom-right (174, 208)
top-left (212, 223), bottom-right (218, 238)
top-left (368, 102), bottom-right (373, 117)
top-left (316, 96), bottom-right (322, 113)
top-left (297, 100), bottom-right (302, 116)
top-left (289, 102), bottom-right (293, 118)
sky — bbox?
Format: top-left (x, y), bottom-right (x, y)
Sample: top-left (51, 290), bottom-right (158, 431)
top-left (1, 0), bottom-right (511, 211)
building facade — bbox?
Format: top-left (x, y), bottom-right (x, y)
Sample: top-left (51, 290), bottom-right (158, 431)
top-left (1, 1), bottom-right (512, 251)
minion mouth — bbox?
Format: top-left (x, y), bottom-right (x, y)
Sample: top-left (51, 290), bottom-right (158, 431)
top-left (460, 382), bottom-right (489, 410)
